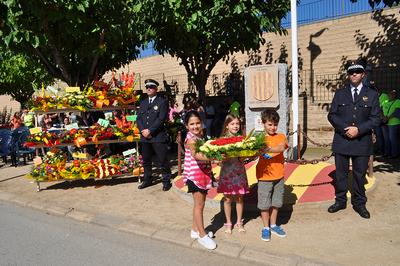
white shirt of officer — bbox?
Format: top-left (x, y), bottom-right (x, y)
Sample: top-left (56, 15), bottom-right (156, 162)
top-left (351, 83), bottom-right (363, 102)
top-left (148, 96), bottom-right (157, 104)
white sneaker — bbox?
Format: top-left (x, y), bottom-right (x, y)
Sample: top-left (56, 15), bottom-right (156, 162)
top-left (197, 235), bottom-right (217, 250)
top-left (190, 230), bottom-right (214, 239)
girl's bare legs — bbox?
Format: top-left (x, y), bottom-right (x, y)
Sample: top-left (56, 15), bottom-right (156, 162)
top-left (235, 195), bottom-right (244, 223)
top-left (223, 195), bottom-right (233, 224)
top-left (223, 195), bottom-right (233, 233)
top-left (192, 191), bottom-right (207, 237)
top-left (235, 195), bottom-right (246, 232)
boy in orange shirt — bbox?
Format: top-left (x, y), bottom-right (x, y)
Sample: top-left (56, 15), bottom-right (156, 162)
top-left (256, 109), bottom-right (288, 242)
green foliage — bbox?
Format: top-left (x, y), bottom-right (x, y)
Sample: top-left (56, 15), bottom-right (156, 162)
top-left (138, 0), bottom-right (290, 100)
top-left (0, 0), bottom-right (145, 87)
top-left (0, 47), bottom-right (53, 106)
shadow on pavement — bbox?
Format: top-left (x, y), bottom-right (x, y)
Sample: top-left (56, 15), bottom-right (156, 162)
top-left (373, 156), bottom-right (400, 174)
top-left (44, 176), bottom-right (140, 190)
top-left (205, 183), bottom-right (297, 234)
top-left (0, 173), bottom-right (26, 183)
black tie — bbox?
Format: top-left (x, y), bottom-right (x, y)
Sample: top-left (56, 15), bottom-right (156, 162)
top-left (149, 98), bottom-right (153, 104)
top-left (353, 88), bottom-right (359, 102)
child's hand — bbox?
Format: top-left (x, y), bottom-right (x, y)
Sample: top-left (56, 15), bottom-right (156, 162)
top-left (211, 160), bottom-right (222, 166)
top-left (262, 153), bottom-right (273, 160)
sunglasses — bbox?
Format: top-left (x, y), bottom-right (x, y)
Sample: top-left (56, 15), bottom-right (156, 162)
top-left (347, 69), bottom-right (364, 75)
top-left (146, 85), bottom-right (157, 89)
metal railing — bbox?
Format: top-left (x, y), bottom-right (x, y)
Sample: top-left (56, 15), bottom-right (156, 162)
top-left (300, 67), bottom-right (400, 103)
top-left (136, 66), bottom-right (399, 103)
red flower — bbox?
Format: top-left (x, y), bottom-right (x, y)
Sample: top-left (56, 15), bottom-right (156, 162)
top-left (210, 136), bottom-right (244, 146)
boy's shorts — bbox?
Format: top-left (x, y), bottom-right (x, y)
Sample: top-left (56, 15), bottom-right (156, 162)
top-left (186, 179), bottom-right (208, 194)
top-left (257, 178), bottom-right (284, 210)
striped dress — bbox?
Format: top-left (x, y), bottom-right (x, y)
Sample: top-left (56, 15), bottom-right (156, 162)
top-left (183, 131), bottom-right (212, 190)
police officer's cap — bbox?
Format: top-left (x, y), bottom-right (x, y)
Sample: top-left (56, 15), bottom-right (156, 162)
top-left (145, 79), bottom-right (159, 88)
top-left (347, 60), bottom-right (365, 74)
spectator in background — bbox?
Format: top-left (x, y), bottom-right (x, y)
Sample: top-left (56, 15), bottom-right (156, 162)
top-left (205, 102), bottom-right (215, 138)
top-left (168, 99), bottom-right (180, 122)
top-left (68, 112), bottom-right (77, 123)
top-left (195, 100), bottom-right (206, 127)
top-left (40, 114), bottom-right (53, 130)
top-left (370, 82), bottom-right (389, 156)
top-left (21, 109), bottom-right (35, 128)
top-left (10, 112), bottom-right (24, 130)
top-left (382, 89), bottom-right (400, 159)
top-left (181, 101), bottom-right (195, 124)
top-left (48, 113), bottom-right (60, 127)
top-left (63, 116), bottom-right (71, 127)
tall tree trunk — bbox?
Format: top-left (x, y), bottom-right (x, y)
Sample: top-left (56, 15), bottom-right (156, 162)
top-left (193, 73), bottom-right (208, 102)
top-left (193, 69), bottom-right (209, 103)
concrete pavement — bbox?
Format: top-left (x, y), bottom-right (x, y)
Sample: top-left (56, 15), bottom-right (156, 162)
top-left (0, 150), bottom-right (399, 266)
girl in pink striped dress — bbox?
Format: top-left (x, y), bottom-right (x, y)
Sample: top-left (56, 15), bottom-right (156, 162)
top-left (183, 110), bottom-right (217, 250)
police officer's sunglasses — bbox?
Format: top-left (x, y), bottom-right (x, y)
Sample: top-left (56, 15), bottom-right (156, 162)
top-left (347, 69), bottom-right (364, 75)
top-left (146, 85), bottom-right (157, 89)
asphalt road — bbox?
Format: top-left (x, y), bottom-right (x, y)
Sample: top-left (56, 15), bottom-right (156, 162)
top-left (0, 202), bottom-right (255, 266)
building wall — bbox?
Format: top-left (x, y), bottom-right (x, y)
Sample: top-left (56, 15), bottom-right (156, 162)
top-left (114, 7), bottom-right (399, 147)
top-left (117, 7), bottom-right (399, 88)
top-left (0, 95), bottom-right (21, 115)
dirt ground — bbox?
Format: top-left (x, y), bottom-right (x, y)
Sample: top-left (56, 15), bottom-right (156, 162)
top-left (0, 151), bottom-right (399, 265)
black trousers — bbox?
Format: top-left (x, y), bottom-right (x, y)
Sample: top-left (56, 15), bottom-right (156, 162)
top-left (334, 153), bottom-right (369, 207)
top-left (141, 142), bottom-right (171, 183)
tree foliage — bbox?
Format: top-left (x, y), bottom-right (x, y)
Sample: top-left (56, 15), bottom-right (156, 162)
top-left (0, 47), bottom-right (53, 106)
top-left (0, 0), bottom-right (145, 87)
top-left (138, 0), bottom-right (290, 100)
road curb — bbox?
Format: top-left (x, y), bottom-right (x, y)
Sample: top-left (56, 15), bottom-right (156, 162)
top-left (117, 220), bottom-right (158, 238)
top-left (0, 191), bottom-right (331, 266)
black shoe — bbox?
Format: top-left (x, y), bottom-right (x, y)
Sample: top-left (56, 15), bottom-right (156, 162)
top-left (162, 182), bottom-right (172, 191)
top-left (353, 205), bottom-right (370, 219)
top-left (328, 202), bottom-right (346, 213)
top-left (138, 181), bottom-right (152, 189)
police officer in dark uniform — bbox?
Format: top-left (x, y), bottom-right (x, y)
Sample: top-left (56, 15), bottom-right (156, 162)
top-left (327, 60), bottom-right (380, 219)
top-left (137, 79), bottom-right (172, 191)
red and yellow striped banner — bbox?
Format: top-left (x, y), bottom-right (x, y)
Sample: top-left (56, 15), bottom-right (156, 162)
top-left (174, 161), bottom-right (375, 204)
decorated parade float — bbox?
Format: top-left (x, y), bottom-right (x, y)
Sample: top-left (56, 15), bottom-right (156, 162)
top-left (25, 72), bottom-right (143, 191)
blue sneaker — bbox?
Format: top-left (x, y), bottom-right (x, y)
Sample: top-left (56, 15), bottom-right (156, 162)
top-left (261, 228), bottom-right (270, 242)
top-left (270, 225), bottom-right (286, 238)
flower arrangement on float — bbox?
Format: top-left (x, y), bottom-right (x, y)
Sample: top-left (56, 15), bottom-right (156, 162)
top-left (111, 72), bottom-right (141, 106)
top-left (28, 150), bottom-right (142, 182)
top-left (87, 123), bottom-right (115, 142)
top-left (27, 72), bottom-right (140, 112)
top-left (25, 123), bottom-right (141, 148)
top-left (25, 131), bottom-right (59, 147)
top-left (195, 129), bottom-right (265, 160)
top-left (113, 123), bottom-right (140, 142)
top-left (28, 95), bottom-right (57, 111)
top-left (57, 91), bottom-right (94, 111)
top-left (28, 149), bottom-right (67, 181)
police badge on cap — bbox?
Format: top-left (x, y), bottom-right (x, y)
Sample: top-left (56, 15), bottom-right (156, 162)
top-left (347, 60), bottom-right (365, 74)
top-left (145, 79), bottom-right (159, 88)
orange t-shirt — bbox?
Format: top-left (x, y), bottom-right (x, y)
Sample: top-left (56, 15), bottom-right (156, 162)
top-left (256, 133), bottom-right (288, 181)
